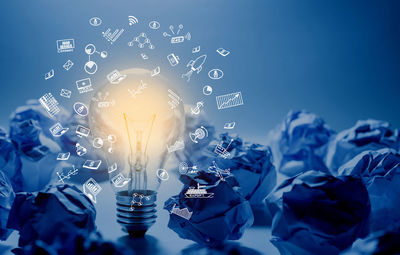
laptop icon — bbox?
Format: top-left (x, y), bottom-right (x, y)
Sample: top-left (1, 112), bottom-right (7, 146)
top-left (76, 78), bottom-right (93, 94)
top-left (107, 70), bottom-right (126, 84)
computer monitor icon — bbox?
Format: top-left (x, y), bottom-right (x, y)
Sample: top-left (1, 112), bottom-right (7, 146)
top-left (76, 78), bottom-right (93, 94)
top-left (76, 125), bottom-right (90, 138)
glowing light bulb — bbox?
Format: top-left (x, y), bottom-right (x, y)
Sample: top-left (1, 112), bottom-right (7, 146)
top-left (89, 68), bottom-right (185, 237)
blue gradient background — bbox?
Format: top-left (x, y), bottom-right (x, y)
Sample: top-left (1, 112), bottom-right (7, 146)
top-left (1, 0), bottom-right (400, 254)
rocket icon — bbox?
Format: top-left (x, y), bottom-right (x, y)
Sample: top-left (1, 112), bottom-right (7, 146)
top-left (181, 54), bottom-right (207, 82)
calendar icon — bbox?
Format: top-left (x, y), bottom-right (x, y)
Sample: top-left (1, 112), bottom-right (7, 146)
top-left (39, 93), bottom-right (60, 117)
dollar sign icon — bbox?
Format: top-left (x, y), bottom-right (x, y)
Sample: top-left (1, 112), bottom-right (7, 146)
top-left (191, 101), bottom-right (204, 115)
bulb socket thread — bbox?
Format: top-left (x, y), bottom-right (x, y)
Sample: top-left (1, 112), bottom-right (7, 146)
top-left (116, 190), bottom-right (157, 237)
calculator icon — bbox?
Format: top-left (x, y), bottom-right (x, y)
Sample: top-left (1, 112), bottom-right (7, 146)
top-left (39, 93), bottom-right (60, 117)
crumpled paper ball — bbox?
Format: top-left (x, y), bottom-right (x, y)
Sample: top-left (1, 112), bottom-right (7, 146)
top-left (13, 230), bottom-right (133, 255)
top-left (9, 100), bottom-right (68, 191)
top-left (164, 171), bottom-right (254, 247)
top-left (202, 133), bottom-right (277, 207)
top-left (0, 127), bottom-right (23, 191)
top-left (341, 229), bottom-right (400, 255)
top-left (267, 171), bottom-right (370, 255)
top-left (0, 170), bottom-right (15, 241)
top-left (267, 110), bottom-right (334, 177)
top-left (338, 148), bottom-right (400, 231)
top-left (9, 99), bottom-right (68, 161)
top-left (174, 106), bottom-right (216, 165)
top-left (326, 119), bottom-right (400, 173)
top-left (7, 184), bottom-right (96, 247)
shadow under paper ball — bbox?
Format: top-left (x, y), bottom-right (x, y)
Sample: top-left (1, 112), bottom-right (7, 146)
top-left (118, 234), bottom-right (161, 255)
top-left (181, 242), bottom-right (262, 255)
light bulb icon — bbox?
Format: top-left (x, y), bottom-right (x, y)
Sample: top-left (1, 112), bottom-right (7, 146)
top-left (89, 68), bottom-right (185, 237)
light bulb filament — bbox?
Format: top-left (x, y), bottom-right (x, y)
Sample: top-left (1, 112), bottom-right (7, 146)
top-left (123, 113), bottom-right (156, 194)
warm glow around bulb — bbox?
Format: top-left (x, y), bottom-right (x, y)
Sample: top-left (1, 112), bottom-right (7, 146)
top-left (89, 68), bottom-right (185, 174)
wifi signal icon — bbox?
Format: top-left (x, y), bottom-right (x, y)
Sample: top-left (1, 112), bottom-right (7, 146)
top-left (128, 16), bottom-right (138, 26)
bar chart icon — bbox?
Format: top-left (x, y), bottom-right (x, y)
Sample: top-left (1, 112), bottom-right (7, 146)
top-left (216, 92), bottom-right (244, 110)
top-left (102, 28), bottom-right (124, 44)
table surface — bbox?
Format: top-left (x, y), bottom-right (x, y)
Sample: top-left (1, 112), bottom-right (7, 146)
top-left (0, 177), bottom-right (280, 255)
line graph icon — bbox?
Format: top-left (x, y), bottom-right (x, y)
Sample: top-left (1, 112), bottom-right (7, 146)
top-left (216, 92), bottom-right (244, 110)
top-left (128, 16), bottom-right (138, 26)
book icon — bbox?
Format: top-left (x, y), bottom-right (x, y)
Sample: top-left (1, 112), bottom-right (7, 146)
top-left (216, 92), bottom-right (244, 110)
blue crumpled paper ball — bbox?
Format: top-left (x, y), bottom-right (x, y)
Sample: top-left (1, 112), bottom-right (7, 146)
top-left (267, 110), bottom-right (334, 177)
top-left (174, 107), bottom-right (216, 165)
top-left (326, 119), bottom-right (400, 173)
top-left (0, 170), bottom-right (15, 241)
top-left (338, 148), bottom-right (400, 231)
top-left (0, 127), bottom-right (23, 191)
top-left (267, 171), bottom-right (370, 255)
top-left (341, 228), bottom-right (400, 255)
top-left (7, 184), bottom-right (96, 247)
top-left (13, 230), bottom-right (133, 255)
top-left (200, 133), bottom-right (277, 207)
top-left (9, 99), bottom-right (68, 161)
top-left (9, 100), bottom-right (69, 191)
top-left (164, 171), bottom-right (254, 247)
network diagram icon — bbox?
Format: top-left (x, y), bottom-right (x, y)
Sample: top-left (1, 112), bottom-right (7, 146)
top-left (128, 33), bottom-right (155, 49)
top-left (84, 44), bottom-right (107, 75)
top-left (130, 193), bottom-right (150, 211)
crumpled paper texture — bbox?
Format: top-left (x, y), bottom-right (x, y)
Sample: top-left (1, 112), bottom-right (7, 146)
top-left (13, 230), bottom-right (133, 255)
top-left (8, 100), bottom-right (108, 190)
top-left (338, 148), bottom-right (400, 231)
top-left (9, 100), bottom-right (65, 191)
top-left (0, 127), bottom-right (23, 191)
top-left (0, 170), bottom-right (15, 241)
top-left (267, 171), bottom-right (370, 255)
top-left (7, 184), bottom-right (96, 247)
top-left (9, 99), bottom-right (67, 161)
top-left (326, 119), bottom-right (400, 173)
top-left (267, 110), bottom-right (334, 177)
top-left (203, 133), bottom-right (277, 207)
top-left (341, 229), bottom-right (400, 255)
top-left (164, 171), bottom-right (254, 247)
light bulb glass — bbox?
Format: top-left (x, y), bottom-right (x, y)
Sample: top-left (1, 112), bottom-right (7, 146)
top-left (88, 68), bottom-right (185, 236)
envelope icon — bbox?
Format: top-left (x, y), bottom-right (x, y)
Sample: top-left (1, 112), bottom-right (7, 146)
top-left (60, 89), bottom-right (72, 98)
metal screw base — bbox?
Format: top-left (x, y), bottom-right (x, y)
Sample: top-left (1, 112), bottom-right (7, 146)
top-left (116, 190), bottom-right (157, 237)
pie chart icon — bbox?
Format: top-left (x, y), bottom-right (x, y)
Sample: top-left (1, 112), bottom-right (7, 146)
top-left (203, 85), bottom-right (213, 96)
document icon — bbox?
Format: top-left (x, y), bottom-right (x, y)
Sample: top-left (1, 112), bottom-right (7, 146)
top-left (60, 89), bottom-right (72, 98)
